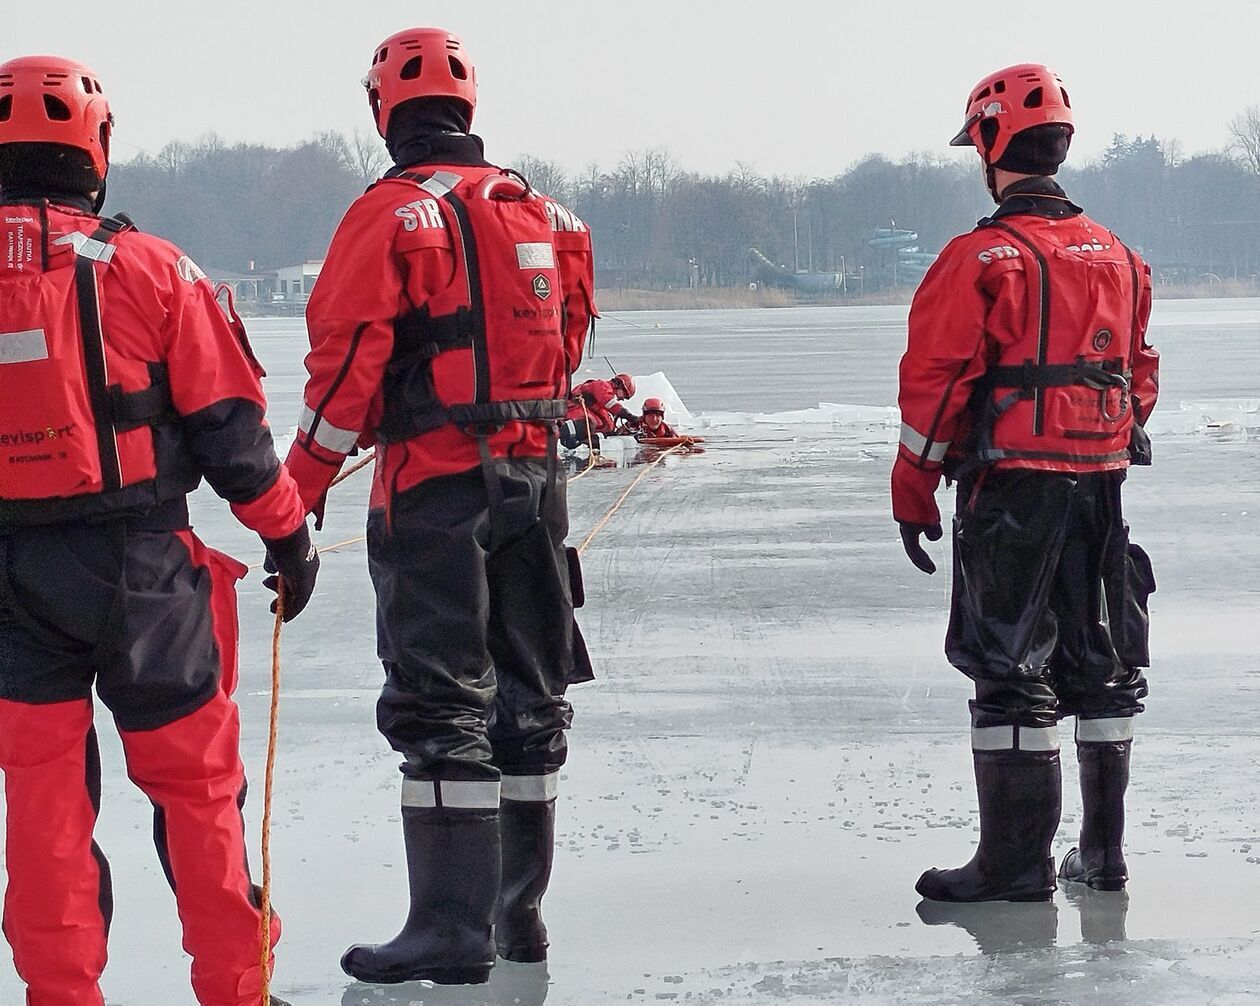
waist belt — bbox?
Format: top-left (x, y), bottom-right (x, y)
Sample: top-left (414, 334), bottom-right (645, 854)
top-left (987, 357), bottom-right (1131, 393)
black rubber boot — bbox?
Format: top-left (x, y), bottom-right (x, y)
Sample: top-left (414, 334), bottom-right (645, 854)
top-left (916, 749), bottom-right (1061, 903)
top-left (1058, 740), bottom-right (1130, 891)
top-left (495, 799), bottom-right (556, 962)
top-left (341, 807), bottom-right (500, 985)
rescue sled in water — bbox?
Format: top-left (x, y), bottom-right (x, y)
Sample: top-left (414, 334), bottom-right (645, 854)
top-left (636, 435), bottom-right (704, 449)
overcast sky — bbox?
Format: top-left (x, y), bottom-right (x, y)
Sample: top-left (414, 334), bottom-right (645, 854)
top-left (8, 1), bottom-right (1260, 178)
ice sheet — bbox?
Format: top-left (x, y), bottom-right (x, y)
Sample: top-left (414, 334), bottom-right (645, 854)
top-left (2, 305), bottom-right (1258, 1004)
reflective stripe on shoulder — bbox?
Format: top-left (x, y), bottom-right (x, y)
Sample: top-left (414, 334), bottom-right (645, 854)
top-left (971, 724), bottom-right (1060, 752)
top-left (53, 231), bottom-right (117, 263)
top-left (420, 171), bottom-right (465, 200)
top-left (402, 778), bottom-right (501, 810)
top-left (899, 421), bottom-right (949, 463)
top-left (1076, 717), bottom-right (1134, 743)
top-left (298, 404), bottom-right (359, 455)
top-left (501, 772), bottom-right (559, 802)
top-left (0, 328), bottom-right (49, 364)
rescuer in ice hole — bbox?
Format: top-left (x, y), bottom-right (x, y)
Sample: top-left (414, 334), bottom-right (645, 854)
top-left (634, 397), bottom-right (678, 439)
top-left (0, 55), bottom-right (319, 1006)
top-left (283, 28), bottom-right (598, 984)
top-left (891, 64), bottom-right (1159, 903)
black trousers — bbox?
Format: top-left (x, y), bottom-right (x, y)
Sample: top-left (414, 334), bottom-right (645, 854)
top-left (369, 460), bottom-right (577, 783)
top-left (945, 469), bottom-right (1150, 730)
top-left (0, 520), bottom-right (226, 728)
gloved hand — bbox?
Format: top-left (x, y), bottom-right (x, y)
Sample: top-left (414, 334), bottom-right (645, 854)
top-left (261, 522), bottom-right (320, 622)
top-left (899, 521), bottom-right (944, 575)
top-left (1128, 423), bottom-right (1152, 466)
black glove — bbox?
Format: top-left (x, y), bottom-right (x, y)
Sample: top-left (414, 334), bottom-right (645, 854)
top-left (1128, 423), bottom-right (1152, 466)
top-left (899, 521), bottom-right (943, 575)
top-left (262, 522), bottom-right (320, 622)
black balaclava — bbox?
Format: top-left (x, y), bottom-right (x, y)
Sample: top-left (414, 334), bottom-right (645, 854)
top-left (385, 96), bottom-right (488, 169)
top-left (0, 141), bottom-right (104, 212)
top-left (994, 124), bottom-right (1073, 176)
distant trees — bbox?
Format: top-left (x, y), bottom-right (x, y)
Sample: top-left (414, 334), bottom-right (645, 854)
top-left (102, 106), bottom-right (1260, 288)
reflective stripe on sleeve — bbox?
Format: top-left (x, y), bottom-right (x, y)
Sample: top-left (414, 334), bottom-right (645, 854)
top-left (401, 778), bottom-right (501, 810)
top-left (899, 422), bottom-right (949, 463)
top-left (420, 171), bottom-right (464, 200)
top-left (298, 404), bottom-right (360, 455)
top-left (53, 231), bottom-right (117, 263)
top-left (971, 724), bottom-right (1060, 752)
top-left (1076, 717), bottom-right (1135, 743)
top-left (501, 772), bottom-right (559, 802)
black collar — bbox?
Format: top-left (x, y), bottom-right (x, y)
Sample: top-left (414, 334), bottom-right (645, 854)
top-left (388, 131), bottom-right (490, 174)
top-left (984, 177), bottom-right (1082, 223)
top-left (0, 190), bottom-right (95, 214)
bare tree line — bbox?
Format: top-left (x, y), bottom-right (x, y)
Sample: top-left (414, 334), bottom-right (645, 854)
top-left (104, 113), bottom-right (1260, 288)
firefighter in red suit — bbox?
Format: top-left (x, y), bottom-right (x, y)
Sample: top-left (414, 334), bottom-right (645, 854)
top-left (892, 65), bottom-right (1159, 904)
top-left (636, 398), bottom-right (678, 440)
top-left (0, 57), bottom-right (317, 1006)
top-left (283, 29), bottom-right (597, 985)
top-left (561, 374), bottom-right (637, 448)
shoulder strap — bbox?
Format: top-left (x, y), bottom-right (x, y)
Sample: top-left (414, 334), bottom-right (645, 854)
top-left (984, 220), bottom-right (1051, 437)
top-left (73, 220), bottom-right (130, 492)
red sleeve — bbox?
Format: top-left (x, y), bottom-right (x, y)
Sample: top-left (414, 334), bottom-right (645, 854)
top-left (896, 235), bottom-right (1021, 472)
top-left (891, 235), bottom-right (1024, 525)
top-left (152, 247), bottom-right (304, 539)
top-left (284, 189), bottom-right (452, 514)
top-left (1129, 257), bottom-right (1159, 424)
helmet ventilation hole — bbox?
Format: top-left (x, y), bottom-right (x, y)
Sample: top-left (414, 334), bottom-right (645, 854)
top-left (400, 56), bottom-right (423, 81)
top-left (0, 95), bottom-right (11, 122)
top-left (43, 94), bottom-right (72, 121)
top-left (448, 56), bottom-right (468, 80)
top-left (1023, 87), bottom-right (1044, 109)
top-left (1060, 87), bottom-right (1071, 108)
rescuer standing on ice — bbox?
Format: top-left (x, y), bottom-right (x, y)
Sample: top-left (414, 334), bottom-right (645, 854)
top-left (892, 64), bottom-right (1159, 903)
top-left (0, 56), bottom-right (318, 1006)
top-left (284, 28), bottom-right (597, 985)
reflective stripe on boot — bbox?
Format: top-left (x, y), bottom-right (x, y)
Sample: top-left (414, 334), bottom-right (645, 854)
top-left (916, 729), bottom-right (1061, 903)
top-left (341, 781), bottom-right (499, 986)
top-left (1059, 723), bottom-right (1132, 891)
top-left (496, 773), bottom-right (559, 962)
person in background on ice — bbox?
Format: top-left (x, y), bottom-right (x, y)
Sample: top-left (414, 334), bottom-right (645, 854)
top-left (561, 373), bottom-right (638, 448)
top-left (891, 64), bottom-right (1159, 904)
top-left (635, 397), bottom-right (678, 439)
top-left (0, 56), bottom-right (318, 1006)
top-left (283, 28), bottom-right (597, 985)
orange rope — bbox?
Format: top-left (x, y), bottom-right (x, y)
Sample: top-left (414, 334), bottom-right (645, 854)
top-left (576, 443), bottom-right (685, 556)
top-left (259, 589), bottom-right (283, 1003)
top-left (331, 451), bottom-right (375, 488)
top-left (567, 400), bottom-right (599, 482)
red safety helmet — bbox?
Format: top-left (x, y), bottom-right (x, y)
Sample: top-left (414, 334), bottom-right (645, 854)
top-left (0, 55), bottom-right (112, 177)
top-left (950, 64), bottom-right (1073, 166)
top-left (363, 28), bottom-right (477, 139)
top-left (612, 373), bottom-right (635, 398)
top-left (642, 397), bottom-right (665, 415)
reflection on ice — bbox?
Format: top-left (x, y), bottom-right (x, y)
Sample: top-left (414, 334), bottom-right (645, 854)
top-left (340, 961), bottom-right (550, 1006)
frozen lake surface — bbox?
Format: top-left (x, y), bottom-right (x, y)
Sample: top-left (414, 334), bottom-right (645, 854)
top-left (3, 300), bottom-right (1258, 1004)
